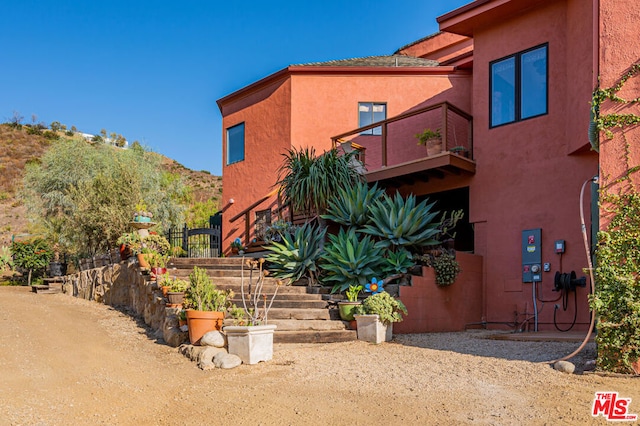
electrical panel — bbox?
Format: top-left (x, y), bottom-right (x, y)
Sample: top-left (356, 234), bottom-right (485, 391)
top-left (522, 228), bottom-right (542, 282)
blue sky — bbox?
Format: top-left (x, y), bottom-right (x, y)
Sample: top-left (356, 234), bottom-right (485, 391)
top-left (1, 1), bottom-right (470, 176)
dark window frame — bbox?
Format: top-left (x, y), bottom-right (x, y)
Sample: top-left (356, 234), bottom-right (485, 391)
top-left (226, 122), bottom-right (245, 165)
top-left (489, 43), bottom-right (548, 128)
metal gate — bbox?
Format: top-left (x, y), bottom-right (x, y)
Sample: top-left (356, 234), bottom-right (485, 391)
top-left (166, 217), bottom-right (221, 258)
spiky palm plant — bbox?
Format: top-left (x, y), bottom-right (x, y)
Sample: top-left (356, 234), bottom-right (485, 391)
top-left (275, 147), bottom-right (364, 219)
top-left (361, 192), bottom-right (440, 251)
top-left (322, 181), bottom-right (383, 227)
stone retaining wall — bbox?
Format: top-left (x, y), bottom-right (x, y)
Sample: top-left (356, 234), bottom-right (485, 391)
top-left (60, 259), bottom-right (188, 347)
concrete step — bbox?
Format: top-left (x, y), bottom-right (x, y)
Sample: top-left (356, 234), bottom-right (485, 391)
top-left (274, 330), bottom-right (357, 344)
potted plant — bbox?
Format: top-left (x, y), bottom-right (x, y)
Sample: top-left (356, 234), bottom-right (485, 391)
top-left (449, 145), bottom-right (469, 158)
top-left (225, 258), bottom-right (282, 364)
top-left (338, 284), bottom-right (363, 322)
top-left (416, 128), bottom-right (442, 156)
top-left (147, 251), bottom-right (170, 280)
top-left (230, 238), bottom-right (244, 255)
top-left (183, 266), bottom-right (233, 345)
top-left (116, 232), bottom-right (140, 261)
top-left (166, 276), bottom-right (189, 307)
top-left (353, 291), bottom-right (407, 344)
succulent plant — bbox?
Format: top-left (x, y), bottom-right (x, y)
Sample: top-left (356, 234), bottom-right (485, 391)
top-left (382, 248), bottom-right (414, 276)
top-left (322, 181), bottom-right (384, 227)
top-left (265, 222), bottom-right (326, 286)
top-left (432, 253), bottom-right (461, 287)
top-left (353, 291), bottom-right (408, 325)
top-left (320, 227), bottom-right (387, 293)
top-left (360, 192), bottom-right (440, 251)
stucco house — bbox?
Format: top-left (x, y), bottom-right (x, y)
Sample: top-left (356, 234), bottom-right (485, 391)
top-left (216, 0), bottom-right (639, 333)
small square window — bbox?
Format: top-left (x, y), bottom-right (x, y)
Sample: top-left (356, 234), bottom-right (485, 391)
top-left (226, 122), bottom-right (245, 165)
top-left (358, 102), bottom-right (386, 135)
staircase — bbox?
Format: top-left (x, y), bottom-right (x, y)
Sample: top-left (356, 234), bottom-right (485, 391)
top-left (166, 257), bottom-right (357, 344)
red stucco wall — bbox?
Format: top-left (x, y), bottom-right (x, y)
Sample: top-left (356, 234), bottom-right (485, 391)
top-left (396, 253), bottom-right (483, 333)
top-left (467, 0), bottom-right (598, 330)
top-left (598, 0), bottom-right (640, 199)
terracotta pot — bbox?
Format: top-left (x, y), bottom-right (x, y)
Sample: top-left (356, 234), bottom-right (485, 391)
top-left (119, 244), bottom-right (132, 261)
top-left (151, 267), bottom-right (167, 280)
top-left (426, 138), bottom-right (442, 156)
top-left (166, 291), bottom-right (184, 307)
top-left (137, 253), bottom-right (150, 269)
top-left (186, 310), bottom-right (225, 345)
top-left (161, 285), bottom-right (171, 297)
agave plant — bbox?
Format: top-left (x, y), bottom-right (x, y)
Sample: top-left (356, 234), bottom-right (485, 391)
top-left (361, 192), bottom-right (440, 251)
top-left (265, 222), bottom-right (327, 286)
top-left (322, 181), bottom-right (384, 227)
top-left (320, 227), bottom-right (387, 293)
top-left (381, 248), bottom-right (414, 276)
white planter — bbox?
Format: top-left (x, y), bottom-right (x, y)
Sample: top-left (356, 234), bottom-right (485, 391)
top-left (224, 324), bottom-right (277, 364)
top-left (354, 314), bottom-right (393, 344)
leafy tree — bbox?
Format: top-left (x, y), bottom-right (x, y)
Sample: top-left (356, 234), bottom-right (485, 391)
top-left (21, 138), bottom-right (187, 256)
top-left (10, 239), bottom-right (52, 285)
top-left (50, 121), bottom-right (61, 132)
top-left (186, 199), bottom-right (218, 228)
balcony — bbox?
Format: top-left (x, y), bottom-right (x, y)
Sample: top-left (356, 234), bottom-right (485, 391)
top-left (332, 101), bottom-right (475, 187)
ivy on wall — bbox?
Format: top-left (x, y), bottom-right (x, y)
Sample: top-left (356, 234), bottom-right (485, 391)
top-left (589, 62), bottom-right (640, 374)
top-left (591, 62), bottom-right (640, 149)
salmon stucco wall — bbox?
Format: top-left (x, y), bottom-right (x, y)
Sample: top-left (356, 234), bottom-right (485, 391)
top-left (220, 78), bottom-right (292, 250)
top-left (289, 71), bottom-right (472, 154)
top-left (467, 0), bottom-right (598, 330)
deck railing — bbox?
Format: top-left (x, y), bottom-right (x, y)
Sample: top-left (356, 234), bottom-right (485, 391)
top-left (332, 101), bottom-right (473, 172)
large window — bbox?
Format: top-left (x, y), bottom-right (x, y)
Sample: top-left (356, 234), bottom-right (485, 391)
top-left (226, 122), bottom-right (245, 165)
top-left (490, 44), bottom-right (548, 128)
top-left (358, 102), bottom-right (386, 135)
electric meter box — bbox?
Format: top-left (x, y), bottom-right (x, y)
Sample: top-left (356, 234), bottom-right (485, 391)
top-left (522, 228), bottom-right (542, 282)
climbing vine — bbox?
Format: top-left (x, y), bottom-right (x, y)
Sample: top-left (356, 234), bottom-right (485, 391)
top-left (589, 62), bottom-right (640, 374)
top-left (591, 62), bottom-right (640, 143)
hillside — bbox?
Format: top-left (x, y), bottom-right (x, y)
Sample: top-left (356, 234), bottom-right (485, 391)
top-left (0, 123), bottom-right (222, 246)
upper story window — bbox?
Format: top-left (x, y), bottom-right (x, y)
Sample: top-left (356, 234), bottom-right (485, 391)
top-left (490, 44), bottom-right (548, 128)
top-left (358, 102), bottom-right (386, 135)
top-left (226, 122), bottom-right (245, 165)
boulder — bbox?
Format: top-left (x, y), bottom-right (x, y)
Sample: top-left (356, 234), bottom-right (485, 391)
top-left (200, 330), bottom-right (226, 348)
top-left (213, 352), bottom-right (242, 369)
top-left (553, 361), bottom-right (575, 374)
top-left (198, 347), bottom-right (227, 370)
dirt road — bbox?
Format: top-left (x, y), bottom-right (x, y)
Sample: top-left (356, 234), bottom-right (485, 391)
top-left (1, 286), bottom-right (638, 425)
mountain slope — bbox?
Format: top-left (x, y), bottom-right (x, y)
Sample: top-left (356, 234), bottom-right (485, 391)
top-left (0, 124), bottom-right (222, 246)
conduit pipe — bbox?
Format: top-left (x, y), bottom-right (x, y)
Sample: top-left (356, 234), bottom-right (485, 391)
top-left (546, 176), bottom-right (598, 364)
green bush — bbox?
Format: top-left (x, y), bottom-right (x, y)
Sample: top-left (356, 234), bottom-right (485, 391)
top-left (10, 239), bottom-right (52, 285)
top-left (590, 190), bottom-right (640, 373)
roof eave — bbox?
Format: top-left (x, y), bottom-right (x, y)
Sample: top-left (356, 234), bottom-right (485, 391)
top-left (216, 65), bottom-right (460, 111)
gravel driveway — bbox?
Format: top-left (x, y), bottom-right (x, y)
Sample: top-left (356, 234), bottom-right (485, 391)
top-left (1, 286), bottom-right (638, 425)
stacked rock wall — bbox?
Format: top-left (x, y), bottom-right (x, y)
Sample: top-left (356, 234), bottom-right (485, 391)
top-left (60, 260), bottom-right (187, 347)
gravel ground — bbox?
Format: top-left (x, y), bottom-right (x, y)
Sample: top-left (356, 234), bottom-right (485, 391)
top-left (0, 286), bottom-right (638, 425)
